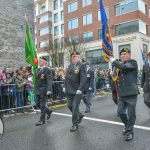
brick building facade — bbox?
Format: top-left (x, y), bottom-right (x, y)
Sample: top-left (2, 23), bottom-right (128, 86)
top-left (64, 0), bottom-right (150, 69)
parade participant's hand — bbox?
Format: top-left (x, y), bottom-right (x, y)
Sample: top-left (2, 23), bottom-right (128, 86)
top-left (47, 91), bottom-right (52, 96)
top-left (89, 87), bottom-right (92, 90)
top-left (110, 57), bottom-right (115, 63)
top-left (76, 90), bottom-right (82, 95)
top-left (63, 88), bottom-right (66, 93)
top-left (110, 70), bottom-right (113, 75)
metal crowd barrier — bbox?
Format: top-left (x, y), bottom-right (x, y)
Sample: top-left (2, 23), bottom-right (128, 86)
top-left (0, 84), bottom-right (35, 113)
top-left (0, 81), bottom-right (67, 112)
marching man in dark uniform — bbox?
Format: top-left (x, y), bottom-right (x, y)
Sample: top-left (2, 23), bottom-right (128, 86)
top-left (34, 57), bottom-right (53, 126)
top-left (65, 51), bottom-right (87, 132)
top-left (82, 62), bottom-right (94, 113)
top-left (110, 48), bottom-right (138, 141)
top-left (141, 52), bottom-right (150, 110)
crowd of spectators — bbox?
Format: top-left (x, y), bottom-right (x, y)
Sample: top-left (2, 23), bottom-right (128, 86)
top-left (94, 68), bottom-right (110, 90)
top-left (0, 66), bottom-right (33, 113)
top-left (0, 66), bottom-right (67, 113)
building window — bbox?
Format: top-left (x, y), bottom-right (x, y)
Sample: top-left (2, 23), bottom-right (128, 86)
top-left (119, 44), bottom-right (131, 55)
top-left (54, 26), bottom-right (59, 36)
top-left (61, 11), bottom-right (64, 21)
top-left (143, 44), bottom-right (148, 53)
top-left (115, 0), bottom-right (146, 15)
top-left (98, 29), bottom-right (102, 40)
top-left (39, 15), bottom-right (51, 24)
top-left (68, 1), bottom-right (78, 13)
top-left (68, 36), bottom-right (79, 42)
top-left (39, 5), bottom-right (46, 14)
top-left (39, 40), bottom-right (49, 48)
top-left (83, 13), bottom-right (92, 25)
top-left (60, 0), bottom-right (63, 8)
top-left (61, 24), bottom-right (64, 34)
top-left (82, 0), bottom-right (91, 7)
top-left (39, 27), bottom-right (51, 36)
top-left (54, 13), bottom-right (58, 23)
top-left (116, 20), bottom-right (139, 35)
top-left (98, 8), bottom-right (109, 21)
top-left (54, 0), bottom-right (58, 10)
top-left (68, 18), bottom-right (78, 30)
top-left (83, 32), bottom-right (93, 42)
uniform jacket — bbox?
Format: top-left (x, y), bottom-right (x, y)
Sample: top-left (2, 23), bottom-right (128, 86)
top-left (141, 63), bottom-right (150, 93)
top-left (34, 67), bottom-right (52, 95)
top-left (84, 68), bottom-right (94, 91)
top-left (112, 59), bottom-right (138, 97)
top-left (65, 61), bottom-right (87, 94)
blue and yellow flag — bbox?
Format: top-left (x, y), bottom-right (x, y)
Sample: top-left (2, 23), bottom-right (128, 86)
top-left (99, 0), bottom-right (113, 62)
top-left (99, 0), bottom-right (119, 81)
top-left (112, 66), bottom-right (119, 81)
top-left (141, 50), bottom-right (147, 65)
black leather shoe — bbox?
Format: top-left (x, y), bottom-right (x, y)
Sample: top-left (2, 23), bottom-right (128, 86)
top-left (35, 121), bottom-right (45, 126)
top-left (125, 133), bottom-right (133, 141)
top-left (47, 110), bottom-right (53, 120)
top-left (122, 128), bottom-right (128, 135)
top-left (78, 115), bottom-right (84, 124)
top-left (85, 107), bottom-right (90, 113)
top-left (70, 125), bottom-right (78, 132)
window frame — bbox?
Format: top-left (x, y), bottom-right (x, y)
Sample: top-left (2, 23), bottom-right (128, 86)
top-left (68, 18), bottom-right (78, 30)
top-left (83, 12), bottom-right (93, 26)
top-left (68, 1), bottom-right (78, 13)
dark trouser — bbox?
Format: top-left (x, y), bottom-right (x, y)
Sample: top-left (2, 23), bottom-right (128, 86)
top-left (35, 94), bottom-right (52, 122)
top-left (112, 90), bottom-right (118, 105)
top-left (143, 92), bottom-right (150, 109)
top-left (117, 95), bottom-right (137, 134)
top-left (67, 93), bottom-right (82, 125)
top-left (16, 92), bottom-right (24, 107)
top-left (2, 95), bottom-right (9, 109)
top-left (82, 90), bottom-right (92, 108)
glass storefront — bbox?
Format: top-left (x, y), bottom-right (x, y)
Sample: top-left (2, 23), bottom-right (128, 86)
top-left (85, 49), bottom-right (108, 69)
top-left (116, 20), bottom-right (139, 35)
top-left (116, 20), bottom-right (147, 36)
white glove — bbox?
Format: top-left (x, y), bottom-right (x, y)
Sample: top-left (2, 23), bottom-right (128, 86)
top-left (110, 57), bottom-right (115, 63)
top-left (63, 88), bottom-right (66, 93)
top-left (89, 87), bottom-right (92, 90)
top-left (110, 70), bottom-right (113, 75)
top-left (76, 90), bottom-right (82, 95)
top-left (47, 91), bottom-right (52, 95)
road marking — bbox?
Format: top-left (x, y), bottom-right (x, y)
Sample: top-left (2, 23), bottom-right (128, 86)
top-left (52, 112), bottom-right (150, 131)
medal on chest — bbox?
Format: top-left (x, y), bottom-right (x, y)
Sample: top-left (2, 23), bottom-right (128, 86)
top-left (40, 74), bottom-right (45, 80)
top-left (74, 66), bottom-right (80, 74)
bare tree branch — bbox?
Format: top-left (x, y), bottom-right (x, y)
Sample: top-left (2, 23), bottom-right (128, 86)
top-left (44, 40), bottom-right (64, 67)
top-left (64, 36), bottom-right (86, 62)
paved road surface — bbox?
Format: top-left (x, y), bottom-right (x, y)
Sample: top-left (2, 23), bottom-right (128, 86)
top-left (0, 95), bottom-right (150, 150)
